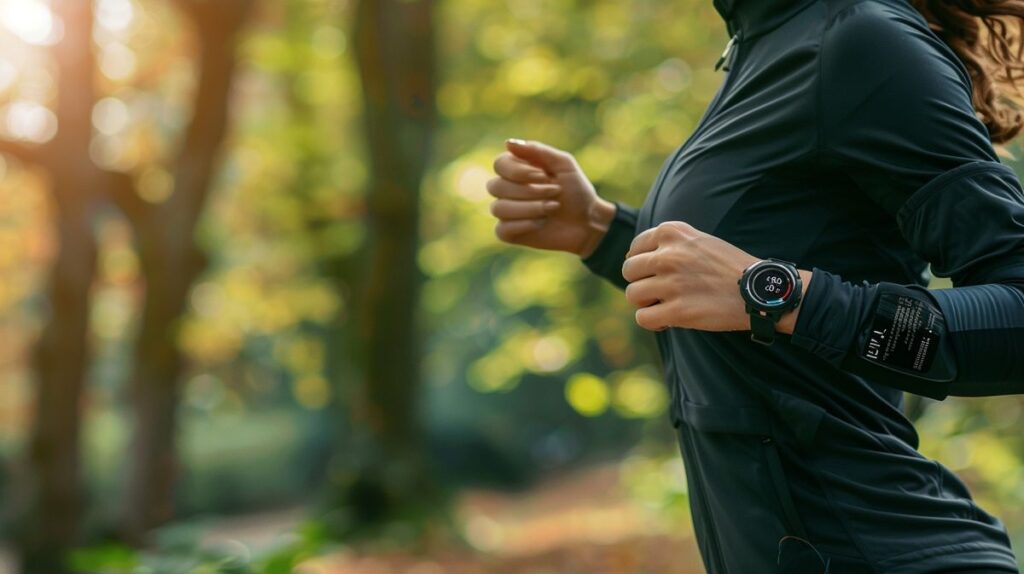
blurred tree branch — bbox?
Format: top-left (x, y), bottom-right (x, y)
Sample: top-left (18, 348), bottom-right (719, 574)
top-left (117, 0), bottom-right (254, 542)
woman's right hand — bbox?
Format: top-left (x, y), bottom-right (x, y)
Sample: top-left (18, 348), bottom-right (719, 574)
top-left (488, 139), bottom-right (616, 258)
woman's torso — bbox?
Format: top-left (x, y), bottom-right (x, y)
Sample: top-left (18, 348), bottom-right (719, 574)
top-left (640, 0), bottom-right (1019, 571)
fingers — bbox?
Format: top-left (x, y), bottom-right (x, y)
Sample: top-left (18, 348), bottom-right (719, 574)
top-left (626, 274), bottom-right (673, 332)
top-left (621, 251), bottom-right (658, 283)
top-left (495, 218), bottom-right (545, 242)
top-left (490, 199), bottom-right (560, 220)
top-left (635, 303), bottom-right (672, 332)
top-left (626, 221), bottom-right (699, 258)
top-left (486, 177), bottom-right (561, 200)
top-left (627, 227), bottom-right (660, 258)
top-left (494, 152), bottom-right (552, 184)
top-left (624, 277), bottom-right (662, 309)
top-left (505, 139), bottom-right (577, 174)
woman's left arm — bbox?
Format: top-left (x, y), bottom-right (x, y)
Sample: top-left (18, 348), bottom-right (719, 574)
top-left (787, 10), bottom-right (1024, 400)
top-left (787, 160), bottom-right (1024, 400)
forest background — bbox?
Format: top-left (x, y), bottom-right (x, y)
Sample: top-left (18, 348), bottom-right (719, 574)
top-left (1, 0), bottom-right (1022, 572)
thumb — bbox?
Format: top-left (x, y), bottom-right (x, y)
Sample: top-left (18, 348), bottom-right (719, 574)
top-left (506, 139), bottom-right (577, 174)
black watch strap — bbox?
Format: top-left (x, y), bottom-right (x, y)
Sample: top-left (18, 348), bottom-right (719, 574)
top-left (749, 309), bottom-right (779, 345)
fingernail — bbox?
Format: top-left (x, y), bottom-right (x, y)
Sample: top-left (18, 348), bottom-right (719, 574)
top-left (543, 200), bottom-right (560, 213)
top-left (507, 138), bottom-right (527, 146)
top-left (527, 171), bottom-right (550, 183)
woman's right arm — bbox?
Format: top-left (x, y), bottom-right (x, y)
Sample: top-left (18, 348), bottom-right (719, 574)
top-left (488, 139), bottom-right (636, 290)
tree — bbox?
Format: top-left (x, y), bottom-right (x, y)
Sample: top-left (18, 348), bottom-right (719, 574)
top-left (0, 1), bottom-right (105, 571)
top-left (329, 0), bottom-right (441, 532)
top-left (110, 0), bottom-right (254, 541)
top-left (1, 0), bottom-right (255, 560)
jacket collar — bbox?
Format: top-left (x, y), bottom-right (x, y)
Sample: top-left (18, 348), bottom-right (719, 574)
top-left (713, 0), bottom-right (820, 39)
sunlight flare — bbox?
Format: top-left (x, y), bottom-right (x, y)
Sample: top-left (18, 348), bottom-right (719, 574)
top-left (0, 0), bottom-right (61, 46)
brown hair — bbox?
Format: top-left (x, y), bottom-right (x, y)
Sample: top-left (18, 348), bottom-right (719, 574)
top-left (910, 0), bottom-right (1024, 144)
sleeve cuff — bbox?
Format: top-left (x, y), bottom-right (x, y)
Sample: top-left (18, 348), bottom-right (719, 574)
top-left (580, 201), bottom-right (639, 290)
top-left (790, 267), bottom-right (871, 367)
top-left (790, 268), bottom-right (953, 398)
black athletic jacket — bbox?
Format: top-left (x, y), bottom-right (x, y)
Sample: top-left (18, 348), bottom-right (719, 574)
top-left (581, 0), bottom-right (1024, 571)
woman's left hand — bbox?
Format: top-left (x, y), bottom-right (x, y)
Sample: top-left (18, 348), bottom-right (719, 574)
top-left (621, 221), bottom-right (761, 333)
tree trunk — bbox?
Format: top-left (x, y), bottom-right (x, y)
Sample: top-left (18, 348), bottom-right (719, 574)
top-left (117, 0), bottom-right (252, 542)
top-left (334, 0), bottom-right (440, 531)
top-left (19, 2), bottom-right (101, 572)
top-left (119, 256), bottom-right (198, 538)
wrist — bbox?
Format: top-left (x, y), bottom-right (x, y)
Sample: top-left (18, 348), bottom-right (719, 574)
top-left (776, 269), bottom-right (814, 335)
top-left (578, 197), bottom-right (617, 259)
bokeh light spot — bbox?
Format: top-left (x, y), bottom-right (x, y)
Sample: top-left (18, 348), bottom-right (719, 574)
top-left (530, 335), bottom-right (570, 372)
top-left (455, 164), bottom-right (491, 202)
top-left (137, 167), bottom-right (174, 203)
top-left (0, 0), bottom-right (61, 46)
top-left (5, 101), bottom-right (57, 143)
top-left (99, 41), bottom-right (137, 80)
top-left (96, 0), bottom-right (134, 32)
top-left (92, 97), bottom-right (130, 135)
top-left (565, 373), bottom-right (610, 417)
top-left (612, 370), bottom-right (668, 419)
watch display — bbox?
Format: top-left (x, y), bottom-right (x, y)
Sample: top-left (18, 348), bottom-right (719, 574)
top-left (738, 258), bottom-right (803, 345)
top-left (748, 265), bottom-right (796, 307)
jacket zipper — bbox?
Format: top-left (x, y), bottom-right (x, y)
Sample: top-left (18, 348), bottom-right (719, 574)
top-left (715, 32), bottom-right (740, 71)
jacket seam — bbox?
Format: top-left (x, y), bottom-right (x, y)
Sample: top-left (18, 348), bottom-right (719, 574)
top-left (895, 160), bottom-right (1013, 230)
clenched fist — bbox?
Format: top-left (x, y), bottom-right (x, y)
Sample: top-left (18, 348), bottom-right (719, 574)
top-left (487, 139), bottom-right (616, 258)
top-left (622, 221), bottom-right (812, 334)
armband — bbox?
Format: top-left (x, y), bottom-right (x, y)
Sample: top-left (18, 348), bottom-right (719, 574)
top-left (856, 284), bottom-right (956, 382)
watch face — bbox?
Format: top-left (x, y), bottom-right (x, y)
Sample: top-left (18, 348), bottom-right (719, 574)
top-left (748, 265), bottom-right (794, 307)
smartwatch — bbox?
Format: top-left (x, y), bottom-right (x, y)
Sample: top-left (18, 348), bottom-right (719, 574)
top-left (737, 258), bottom-right (803, 346)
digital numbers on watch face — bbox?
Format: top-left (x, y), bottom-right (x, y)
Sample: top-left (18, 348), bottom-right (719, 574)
top-left (750, 266), bottom-right (793, 306)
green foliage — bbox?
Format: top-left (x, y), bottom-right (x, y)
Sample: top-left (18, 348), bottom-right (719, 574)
top-left (68, 519), bottom-right (332, 574)
top-left (68, 537), bottom-right (253, 574)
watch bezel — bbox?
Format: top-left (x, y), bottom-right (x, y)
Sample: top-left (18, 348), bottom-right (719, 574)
top-left (738, 258), bottom-right (802, 314)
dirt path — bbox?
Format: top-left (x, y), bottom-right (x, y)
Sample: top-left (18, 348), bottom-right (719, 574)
top-left (302, 464), bottom-right (705, 573)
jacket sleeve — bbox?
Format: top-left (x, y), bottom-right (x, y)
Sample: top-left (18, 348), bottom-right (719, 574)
top-left (580, 200), bottom-right (639, 291)
top-left (787, 3), bottom-right (1024, 400)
